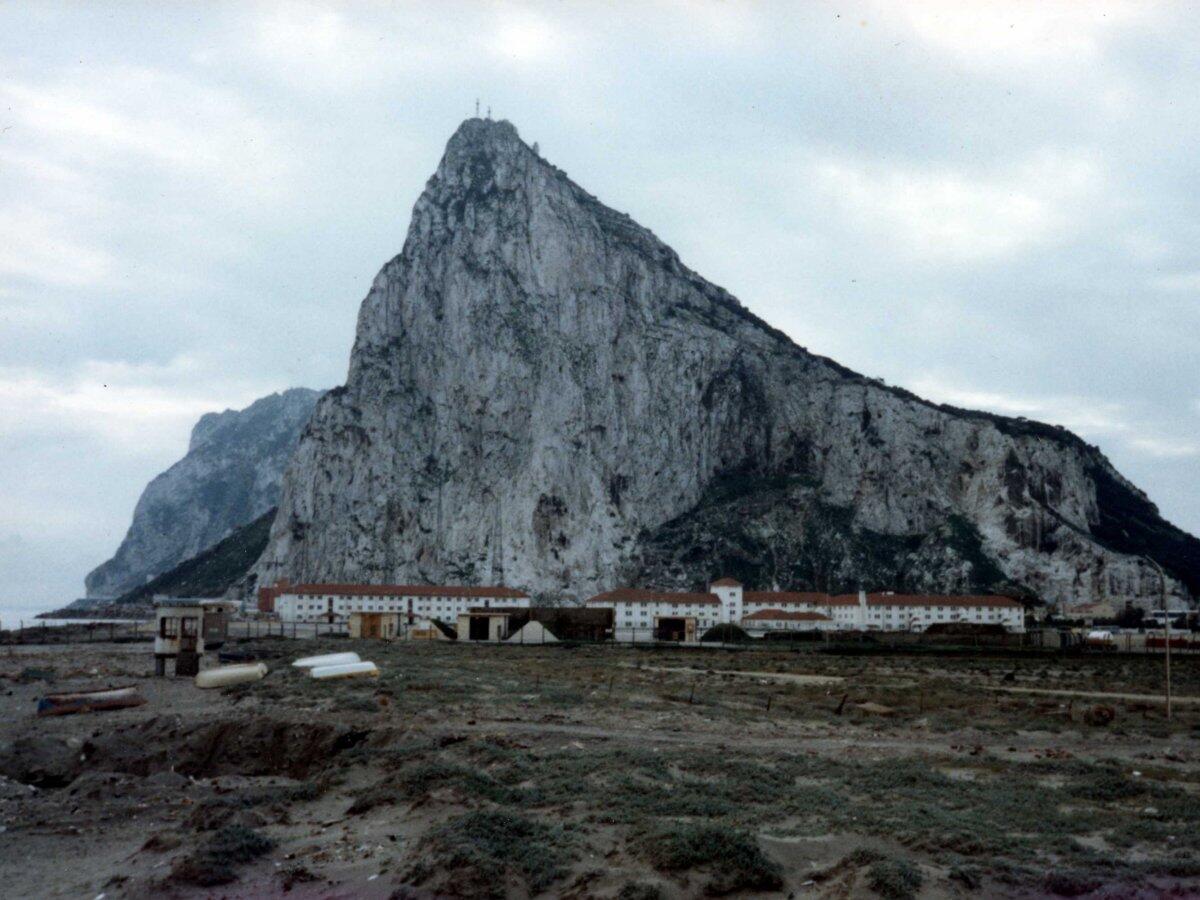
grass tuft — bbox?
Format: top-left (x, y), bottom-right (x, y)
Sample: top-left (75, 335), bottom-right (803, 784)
top-left (171, 825), bottom-right (274, 886)
top-left (643, 822), bottom-right (782, 894)
top-left (865, 855), bottom-right (923, 900)
top-left (412, 809), bottom-right (573, 898)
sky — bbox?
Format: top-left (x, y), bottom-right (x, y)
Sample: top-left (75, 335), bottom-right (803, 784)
top-left (1, 1), bottom-right (1198, 615)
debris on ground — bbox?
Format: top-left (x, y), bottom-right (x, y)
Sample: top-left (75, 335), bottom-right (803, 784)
top-left (1083, 704), bottom-right (1117, 727)
top-left (36, 686), bottom-right (146, 717)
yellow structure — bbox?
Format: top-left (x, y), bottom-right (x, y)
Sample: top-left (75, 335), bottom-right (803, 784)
top-left (348, 611), bottom-right (402, 640)
top-left (407, 617), bottom-right (455, 640)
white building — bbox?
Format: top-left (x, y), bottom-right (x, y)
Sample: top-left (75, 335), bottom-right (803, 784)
top-left (259, 581), bottom-right (530, 623)
top-left (585, 588), bottom-right (723, 642)
top-left (849, 592), bottom-right (1024, 632)
top-left (586, 578), bottom-right (1025, 639)
top-left (741, 609), bottom-right (836, 636)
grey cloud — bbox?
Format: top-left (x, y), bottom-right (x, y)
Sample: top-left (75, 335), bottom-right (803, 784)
top-left (0, 1), bottom-right (1196, 609)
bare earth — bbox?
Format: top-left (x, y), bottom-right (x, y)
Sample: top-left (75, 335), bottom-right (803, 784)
top-left (1, 637), bottom-right (1198, 899)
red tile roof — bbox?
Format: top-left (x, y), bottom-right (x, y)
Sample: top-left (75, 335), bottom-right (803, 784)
top-left (586, 589), bottom-right (720, 606)
top-left (583, 588), bottom-right (1019, 610)
top-left (278, 583), bottom-right (528, 599)
top-left (742, 609), bottom-right (832, 622)
top-left (744, 591), bottom-right (828, 605)
top-left (831, 593), bottom-right (1022, 609)
top-left (710, 577), bottom-right (742, 587)
top-left (825, 594), bottom-right (863, 606)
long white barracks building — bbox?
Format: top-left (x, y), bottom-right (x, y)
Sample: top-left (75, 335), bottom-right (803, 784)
top-left (258, 581), bottom-right (531, 623)
top-left (586, 578), bottom-right (1024, 640)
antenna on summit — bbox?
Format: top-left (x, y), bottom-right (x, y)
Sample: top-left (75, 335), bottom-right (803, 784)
top-left (486, 105), bottom-right (492, 119)
top-left (475, 98), bottom-right (480, 117)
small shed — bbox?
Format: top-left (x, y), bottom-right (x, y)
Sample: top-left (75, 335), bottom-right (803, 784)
top-left (458, 610), bottom-right (515, 642)
top-left (153, 598), bottom-right (235, 676)
top-left (349, 611), bottom-right (402, 640)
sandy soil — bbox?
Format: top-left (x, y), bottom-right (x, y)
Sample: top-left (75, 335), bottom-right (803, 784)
top-left (1, 638), bottom-right (1198, 899)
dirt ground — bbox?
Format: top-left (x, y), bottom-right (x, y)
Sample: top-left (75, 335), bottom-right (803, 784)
top-left (1, 637), bottom-right (1198, 899)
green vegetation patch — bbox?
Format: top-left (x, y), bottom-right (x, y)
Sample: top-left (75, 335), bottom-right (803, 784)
top-left (642, 822), bottom-right (782, 894)
top-left (865, 854), bottom-right (924, 900)
top-left (119, 508), bottom-right (275, 604)
top-left (409, 810), bottom-right (574, 898)
top-left (171, 825), bottom-right (275, 886)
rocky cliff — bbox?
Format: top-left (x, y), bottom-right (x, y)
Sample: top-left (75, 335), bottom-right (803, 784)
top-left (253, 119), bottom-right (1199, 609)
top-left (86, 389), bottom-right (321, 597)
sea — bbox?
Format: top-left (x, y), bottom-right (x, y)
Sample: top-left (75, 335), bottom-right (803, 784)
top-left (0, 599), bottom-right (144, 630)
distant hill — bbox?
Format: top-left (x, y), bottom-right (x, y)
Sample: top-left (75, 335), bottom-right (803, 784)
top-left (85, 388), bottom-right (321, 598)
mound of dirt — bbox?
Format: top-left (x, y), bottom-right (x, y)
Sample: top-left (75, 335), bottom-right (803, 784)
top-left (0, 716), bottom-right (384, 793)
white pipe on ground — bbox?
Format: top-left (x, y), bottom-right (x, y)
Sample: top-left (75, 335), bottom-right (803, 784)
top-left (291, 652), bottom-right (361, 669)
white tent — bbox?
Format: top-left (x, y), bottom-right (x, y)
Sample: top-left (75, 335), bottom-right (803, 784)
top-left (507, 620), bottom-right (558, 643)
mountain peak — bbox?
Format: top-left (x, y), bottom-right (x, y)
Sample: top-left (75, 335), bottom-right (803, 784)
top-left (439, 118), bottom-right (530, 175)
top-left (448, 116), bottom-right (522, 147)
top-left (256, 122), bottom-right (1200, 609)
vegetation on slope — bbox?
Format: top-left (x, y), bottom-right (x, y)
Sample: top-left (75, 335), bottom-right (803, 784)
top-left (116, 508), bottom-right (275, 604)
top-left (634, 470), bottom-right (1018, 597)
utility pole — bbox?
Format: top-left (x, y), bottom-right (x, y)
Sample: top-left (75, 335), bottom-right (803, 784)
top-left (1143, 556), bottom-right (1171, 721)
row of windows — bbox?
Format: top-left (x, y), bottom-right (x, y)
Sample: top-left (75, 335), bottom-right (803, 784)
top-left (290, 594), bottom-right (521, 605)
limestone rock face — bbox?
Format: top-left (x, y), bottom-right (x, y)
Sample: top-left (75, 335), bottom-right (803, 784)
top-left (253, 119), bottom-right (1198, 608)
top-left (85, 388), bottom-right (321, 597)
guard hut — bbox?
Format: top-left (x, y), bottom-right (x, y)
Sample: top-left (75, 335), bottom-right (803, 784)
top-left (153, 598), bottom-right (235, 676)
top-left (200, 600), bottom-right (234, 649)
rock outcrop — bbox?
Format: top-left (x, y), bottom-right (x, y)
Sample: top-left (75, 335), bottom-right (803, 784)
top-left (114, 509), bottom-right (276, 605)
top-left (86, 389), bottom-right (321, 597)
top-left (253, 119), bottom-right (1198, 609)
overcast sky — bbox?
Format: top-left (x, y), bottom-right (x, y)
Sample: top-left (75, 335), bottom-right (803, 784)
top-left (2, 1), bottom-right (1198, 615)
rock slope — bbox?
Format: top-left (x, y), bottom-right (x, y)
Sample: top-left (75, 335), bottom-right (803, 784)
top-left (253, 119), bottom-right (1198, 608)
top-left (86, 389), bottom-right (321, 597)
top-left (114, 509), bottom-right (276, 606)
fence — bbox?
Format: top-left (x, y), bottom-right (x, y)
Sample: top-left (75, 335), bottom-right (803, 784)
top-left (2, 616), bottom-right (1197, 654)
top-left (226, 619), bottom-right (350, 640)
top-left (0, 617), bottom-right (350, 645)
top-left (0, 619), bottom-right (153, 645)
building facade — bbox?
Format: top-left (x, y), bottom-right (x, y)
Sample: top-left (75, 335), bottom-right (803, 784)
top-left (586, 579), bottom-right (1025, 639)
top-left (585, 588), bottom-right (723, 642)
top-left (741, 609), bottom-right (836, 636)
top-left (259, 581), bottom-right (530, 623)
